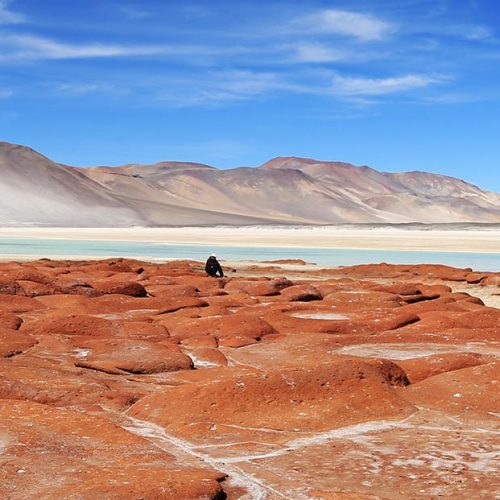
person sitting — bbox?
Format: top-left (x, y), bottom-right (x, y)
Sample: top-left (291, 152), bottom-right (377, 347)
top-left (205, 254), bottom-right (224, 277)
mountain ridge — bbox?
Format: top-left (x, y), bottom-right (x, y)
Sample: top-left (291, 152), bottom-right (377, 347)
top-left (1, 141), bottom-right (499, 226)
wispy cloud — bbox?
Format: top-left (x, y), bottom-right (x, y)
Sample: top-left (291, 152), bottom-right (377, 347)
top-left (0, 33), bottom-right (248, 61)
top-left (422, 92), bottom-right (480, 104)
top-left (292, 43), bottom-right (350, 63)
top-left (449, 25), bottom-right (494, 41)
top-left (56, 83), bottom-right (120, 96)
top-left (0, 87), bottom-right (13, 97)
top-left (155, 70), bottom-right (301, 107)
top-left (118, 5), bottom-right (153, 20)
top-left (0, 0), bottom-right (25, 24)
top-left (0, 34), bottom-right (168, 59)
top-left (331, 74), bottom-right (445, 96)
top-left (289, 9), bottom-right (395, 41)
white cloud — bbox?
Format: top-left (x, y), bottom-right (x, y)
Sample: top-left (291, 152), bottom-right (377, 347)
top-left (0, 0), bottom-right (25, 24)
top-left (293, 43), bottom-right (349, 63)
top-left (0, 87), bottom-right (12, 97)
top-left (154, 70), bottom-right (310, 107)
top-left (331, 74), bottom-right (445, 96)
top-left (456, 25), bottom-right (493, 41)
top-left (1, 34), bottom-right (168, 59)
top-left (292, 9), bottom-right (394, 41)
top-left (0, 33), bottom-right (249, 61)
top-left (56, 83), bottom-right (120, 96)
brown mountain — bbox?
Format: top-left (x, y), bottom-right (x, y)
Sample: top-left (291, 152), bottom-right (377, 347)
top-left (1, 142), bottom-right (499, 226)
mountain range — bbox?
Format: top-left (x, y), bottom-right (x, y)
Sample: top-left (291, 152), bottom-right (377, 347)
top-left (1, 141), bottom-right (499, 226)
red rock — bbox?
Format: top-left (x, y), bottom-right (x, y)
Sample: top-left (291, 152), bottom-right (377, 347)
top-left (399, 293), bottom-right (439, 304)
top-left (224, 277), bottom-right (292, 297)
top-left (401, 362), bottom-right (499, 414)
top-left (16, 279), bottom-right (57, 297)
top-left (0, 399), bottom-right (226, 499)
top-left (481, 275), bottom-right (500, 287)
top-left (181, 335), bottom-right (218, 348)
top-left (203, 292), bottom-right (258, 308)
top-left (373, 283), bottom-right (421, 295)
top-left (185, 347), bottom-right (228, 367)
top-left (465, 272), bottom-right (486, 284)
top-left (145, 284), bottom-right (199, 298)
top-left (163, 312), bottom-right (275, 343)
top-left (34, 293), bottom-right (91, 311)
top-left (0, 311), bottom-right (22, 330)
top-left (218, 335), bottom-right (260, 348)
top-left (121, 320), bottom-right (170, 341)
top-left (279, 284), bottom-right (322, 301)
top-left (0, 328), bottom-right (37, 357)
top-left (92, 281), bottom-right (148, 297)
top-left (322, 290), bottom-right (400, 306)
top-left (0, 280), bottom-right (25, 295)
top-left (73, 338), bottom-right (193, 374)
top-left (0, 295), bottom-right (46, 313)
top-left (129, 359), bottom-right (413, 441)
top-left (0, 258), bottom-right (497, 498)
top-left (23, 314), bottom-right (131, 338)
top-left (398, 352), bottom-right (495, 383)
top-left (418, 283), bottom-right (452, 295)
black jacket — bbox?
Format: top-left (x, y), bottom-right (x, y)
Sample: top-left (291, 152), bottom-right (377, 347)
top-left (205, 257), bottom-right (224, 277)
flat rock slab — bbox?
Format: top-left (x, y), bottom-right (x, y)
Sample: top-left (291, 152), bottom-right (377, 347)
top-left (73, 338), bottom-right (193, 374)
top-left (0, 399), bottom-right (225, 499)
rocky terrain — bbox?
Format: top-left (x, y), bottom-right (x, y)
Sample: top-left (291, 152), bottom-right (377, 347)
top-left (2, 141), bottom-right (500, 226)
top-left (0, 257), bottom-right (498, 498)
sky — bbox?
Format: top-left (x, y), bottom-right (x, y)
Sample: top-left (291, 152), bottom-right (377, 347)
top-left (1, 0), bottom-right (500, 192)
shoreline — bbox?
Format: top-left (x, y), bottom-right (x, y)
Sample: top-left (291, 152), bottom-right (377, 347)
top-left (0, 226), bottom-right (499, 254)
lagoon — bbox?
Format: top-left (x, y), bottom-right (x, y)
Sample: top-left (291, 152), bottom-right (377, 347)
top-left (0, 237), bottom-right (498, 271)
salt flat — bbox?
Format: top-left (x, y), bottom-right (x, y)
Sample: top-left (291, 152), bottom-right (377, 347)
top-left (1, 226), bottom-right (500, 253)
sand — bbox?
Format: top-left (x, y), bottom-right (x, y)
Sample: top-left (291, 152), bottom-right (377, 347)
top-left (0, 226), bottom-right (499, 253)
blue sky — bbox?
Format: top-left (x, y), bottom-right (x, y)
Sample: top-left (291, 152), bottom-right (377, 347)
top-left (1, 0), bottom-right (500, 192)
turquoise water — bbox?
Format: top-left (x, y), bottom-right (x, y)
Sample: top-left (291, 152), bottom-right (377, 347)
top-left (0, 237), bottom-right (498, 271)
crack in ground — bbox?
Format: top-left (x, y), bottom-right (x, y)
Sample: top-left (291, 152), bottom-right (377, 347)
top-left (122, 416), bottom-right (286, 500)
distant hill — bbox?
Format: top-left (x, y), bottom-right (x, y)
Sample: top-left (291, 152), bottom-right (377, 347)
top-left (1, 141), bottom-right (499, 226)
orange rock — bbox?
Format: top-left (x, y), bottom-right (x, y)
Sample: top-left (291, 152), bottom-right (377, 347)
top-left (0, 295), bottom-right (46, 313)
top-left (401, 361), bottom-right (499, 414)
top-left (73, 338), bottom-right (193, 374)
top-left (0, 328), bottom-right (37, 357)
top-left (465, 272), bottom-right (486, 284)
top-left (224, 277), bottom-right (292, 296)
top-left (145, 284), bottom-right (199, 298)
top-left (398, 352), bottom-right (495, 383)
top-left (218, 335), bottom-right (260, 348)
top-left (0, 311), bottom-right (22, 330)
top-left (129, 359), bottom-right (414, 441)
top-left (0, 399), bottom-right (226, 499)
top-left (181, 335), bottom-right (218, 348)
top-left (92, 281), bottom-right (148, 297)
top-left (279, 283), bottom-right (322, 301)
top-left (481, 275), bottom-right (500, 287)
top-left (185, 347), bottom-right (228, 367)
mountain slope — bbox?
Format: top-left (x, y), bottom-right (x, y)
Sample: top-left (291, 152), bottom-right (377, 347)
top-left (1, 142), bottom-right (499, 226)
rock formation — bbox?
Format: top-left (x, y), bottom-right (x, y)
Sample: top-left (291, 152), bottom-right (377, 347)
top-left (0, 257), bottom-right (498, 497)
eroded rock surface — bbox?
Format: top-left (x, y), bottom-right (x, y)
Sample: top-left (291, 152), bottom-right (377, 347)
top-left (0, 258), bottom-right (498, 498)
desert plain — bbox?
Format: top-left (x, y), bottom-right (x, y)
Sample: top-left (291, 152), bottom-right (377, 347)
top-left (1, 225), bottom-right (500, 253)
top-left (0, 228), bottom-right (499, 499)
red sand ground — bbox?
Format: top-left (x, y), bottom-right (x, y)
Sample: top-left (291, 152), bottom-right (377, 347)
top-left (0, 258), bottom-right (498, 498)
